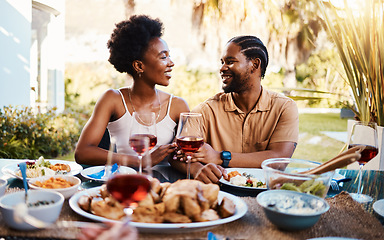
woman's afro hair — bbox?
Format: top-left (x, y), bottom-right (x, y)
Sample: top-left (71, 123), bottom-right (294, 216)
top-left (107, 15), bottom-right (163, 75)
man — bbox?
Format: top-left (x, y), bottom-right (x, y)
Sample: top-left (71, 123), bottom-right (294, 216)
top-left (170, 35), bottom-right (299, 183)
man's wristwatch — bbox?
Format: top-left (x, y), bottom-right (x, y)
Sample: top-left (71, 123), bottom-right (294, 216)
top-left (220, 151), bottom-right (232, 168)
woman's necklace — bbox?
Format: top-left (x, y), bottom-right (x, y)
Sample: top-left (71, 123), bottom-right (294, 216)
top-left (128, 88), bottom-right (161, 122)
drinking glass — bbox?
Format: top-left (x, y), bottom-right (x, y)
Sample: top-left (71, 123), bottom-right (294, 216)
top-left (129, 112), bottom-right (157, 174)
top-left (176, 112), bottom-right (204, 179)
top-left (106, 139), bottom-right (152, 219)
top-left (348, 121), bottom-right (379, 203)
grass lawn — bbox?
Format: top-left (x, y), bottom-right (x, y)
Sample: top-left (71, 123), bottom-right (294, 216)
top-left (58, 113), bottom-right (351, 164)
top-left (292, 113), bottom-right (350, 163)
top-left (59, 151), bottom-right (75, 161)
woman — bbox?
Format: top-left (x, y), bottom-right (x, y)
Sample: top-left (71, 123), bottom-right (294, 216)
top-left (75, 15), bottom-right (189, 167)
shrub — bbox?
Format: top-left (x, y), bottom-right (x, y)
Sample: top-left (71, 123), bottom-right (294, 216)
top-left (0, 105), bottom-right (89, 159)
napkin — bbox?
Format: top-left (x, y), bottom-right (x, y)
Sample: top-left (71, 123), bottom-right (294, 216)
top-left (207, 232), bottom-right (218, 240)
top-left (88, 163), bottom-right (118, 179)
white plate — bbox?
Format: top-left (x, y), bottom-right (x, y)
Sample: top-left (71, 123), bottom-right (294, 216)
top-left (81, 166), bottom-right (137, 182)
top-left (220, 168), bottom-right (267, 191)
top-left (69, 187), bottom-right (248, 233)
top-left (373, 199), bottom-right (384, 217)
top-left (1, 160), bottom-right (83, 180)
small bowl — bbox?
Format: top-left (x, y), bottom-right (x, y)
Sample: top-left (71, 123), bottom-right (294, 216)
top-left (28, 175), bottom-right (81, 199)
top-left (0, 178), bottom-right (7, 197)
top-left (0, 190), bottom-right (64, 230)
top-left (257, 190), bottom-right (330, 230)
top-left (262, 158), bottom-right (334, 198)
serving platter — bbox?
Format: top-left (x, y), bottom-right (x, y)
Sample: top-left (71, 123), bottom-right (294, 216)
top-left (69, 186), bottom-right (248, 233)
top-left (80, 166), bottom-right (137, 182)
top-left (219, 168), bottom-right (267, 191)
top-left (1, 160), bottom-right (83, 180)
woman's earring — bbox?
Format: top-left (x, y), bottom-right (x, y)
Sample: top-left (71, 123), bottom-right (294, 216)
top-left (138, 72), bottom-right (142, 78)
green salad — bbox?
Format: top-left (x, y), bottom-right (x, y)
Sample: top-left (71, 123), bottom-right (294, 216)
top-left (280, 179), bottom-right (327, 198)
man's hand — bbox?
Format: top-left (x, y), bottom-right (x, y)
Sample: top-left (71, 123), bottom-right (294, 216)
top-left (193, 163), bottom-right (228, 184)
top-left (172, 148), bottom-right (186, 162)
top-left (192, 143), bottom-right (221, 165)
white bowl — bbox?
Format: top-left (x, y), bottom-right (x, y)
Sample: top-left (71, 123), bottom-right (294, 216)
top-left (28, 175), bottom-right (81, 199)
top-left (0, 190), bottom-right (64, 230)
top-left (0, 178), bottom-right (7, 197)
top-left (257, 190), bottom-right (330, 230)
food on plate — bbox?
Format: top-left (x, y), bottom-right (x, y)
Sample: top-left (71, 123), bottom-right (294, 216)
top-left (15, 156), bottom-right (71, 178)
top-left (91, 196), bottom-right (126, 220)
top-left (279, 179), bottom-right (327, 198)
top-left (78, 179), bottom-right (236, 223)
top-left (227, 170), bottom-right (241, 180)
top-left (78, 195), bottom-right (92, 212)
top-left (227, 170), bottom-right (266, 188)
top-left (217, 197), bottom-right (236, 218)
top-left (34, 177), bottom-right (75, 189)
top-left (50, 163), bottom-right (71, 172)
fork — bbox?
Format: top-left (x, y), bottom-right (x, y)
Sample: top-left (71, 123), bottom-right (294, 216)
top-left (330, 180), bottom-right (340, 191)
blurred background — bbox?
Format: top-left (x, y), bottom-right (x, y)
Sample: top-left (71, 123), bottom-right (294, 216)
top-left (0, 0), bottom-right (359, 162)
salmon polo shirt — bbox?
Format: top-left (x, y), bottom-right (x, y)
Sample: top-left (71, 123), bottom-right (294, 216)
top-left (192, 88), bottom-right (299, 153)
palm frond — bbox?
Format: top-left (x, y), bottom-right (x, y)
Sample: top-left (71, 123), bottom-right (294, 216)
top-left (316, 0), bottom-right (384, 126)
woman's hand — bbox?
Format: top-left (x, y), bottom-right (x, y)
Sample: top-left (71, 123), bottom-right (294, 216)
top-left (150, 143), bottom-right (177, 165)
top-left (77, 222), bottom-right (137, 240)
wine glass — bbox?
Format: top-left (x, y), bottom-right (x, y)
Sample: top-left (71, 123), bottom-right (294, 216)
top-left (106, 140), bottom-right (152, 220)
top-left (348, 121), bottom-right (379, 203)
top-left (129, 112), bottom-right (157, 174)
top-left (176, 112), bottom-right (204, 179)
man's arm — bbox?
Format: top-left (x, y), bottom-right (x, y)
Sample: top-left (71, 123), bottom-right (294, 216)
top-left (169, 157), bottom-right (227, 183)
top-left (193, 141), bottom-right (296, 168)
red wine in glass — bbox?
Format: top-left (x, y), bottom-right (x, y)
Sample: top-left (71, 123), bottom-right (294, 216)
top-left (176, 112), bottom-right (204, 179)
top-left (348, 144), bottom-right (379, 165)
top-left (106, 174), bottom-right (151, 208)
top-left (176, 136), bottom-right (204, 154)
top-left (348, 121), bottom-right (378, 203)
top-left (129, 134), bottom-right (157, 154)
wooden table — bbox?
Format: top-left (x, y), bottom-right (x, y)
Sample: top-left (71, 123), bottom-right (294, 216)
top-left (1, 159), bottom-right (384, 239)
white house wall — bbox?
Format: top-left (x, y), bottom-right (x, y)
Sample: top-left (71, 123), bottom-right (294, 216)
top-left (0, 0), bottom-right (32, 107)
top-left (0, 0), bottom-right (65, 112)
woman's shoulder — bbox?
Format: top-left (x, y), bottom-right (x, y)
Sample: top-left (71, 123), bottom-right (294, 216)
top-left (95, 88), bottom-right (126, 109)
top-left (100, 88), bottom-right (126, 100)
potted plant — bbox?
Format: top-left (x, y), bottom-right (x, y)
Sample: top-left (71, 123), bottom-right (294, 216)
top-left (317, 0), bottom-right (384, 169)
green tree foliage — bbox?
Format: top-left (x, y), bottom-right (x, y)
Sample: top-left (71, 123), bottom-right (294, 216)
top-left (159, 66), bottom-right (220, 109)
top-left (295, 48), bottom-right (350, 108)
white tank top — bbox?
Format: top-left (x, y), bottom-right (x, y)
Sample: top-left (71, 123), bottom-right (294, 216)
top-left (107, 90), bottom-right (177, 154)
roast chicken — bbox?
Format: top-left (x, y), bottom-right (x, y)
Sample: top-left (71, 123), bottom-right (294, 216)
top-left (78, 178), bottom-right (236, 223)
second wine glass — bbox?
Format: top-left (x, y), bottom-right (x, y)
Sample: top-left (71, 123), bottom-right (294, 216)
top-left (129, 112), bottom-right (157, 174)
top-left (348, 121), bottom-right (379, 203)
top-left (176, 112), bottom-right (204, 179)
top-left (106, 147), bottom-right (152, 221)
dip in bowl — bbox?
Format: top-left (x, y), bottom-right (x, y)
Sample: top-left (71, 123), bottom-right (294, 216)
top-left (29, 175), bottom-right (81, 199)
top-left (257, 190), bottom-right (330, 230)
